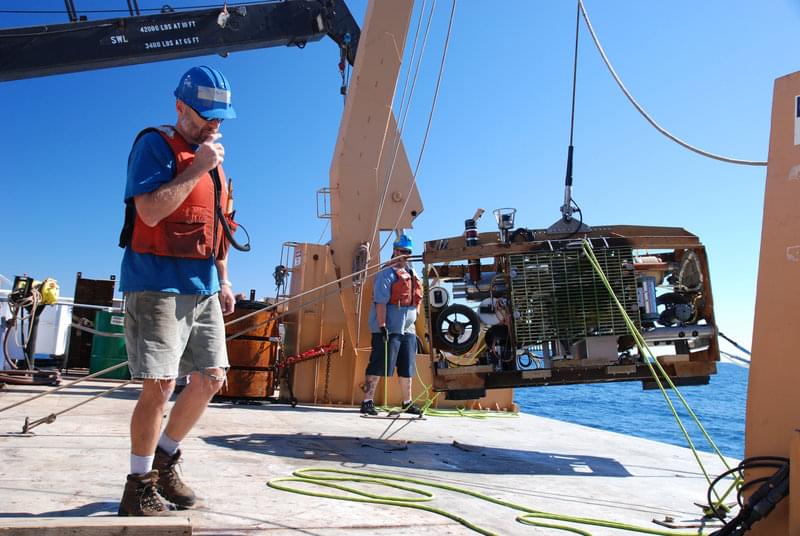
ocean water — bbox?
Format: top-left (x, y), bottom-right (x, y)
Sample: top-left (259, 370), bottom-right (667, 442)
top-left (514, 363), bottom-right (747, 459)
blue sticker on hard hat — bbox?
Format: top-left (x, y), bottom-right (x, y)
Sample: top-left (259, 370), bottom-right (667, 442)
top-left (197, 86), bottom-right (231, 104)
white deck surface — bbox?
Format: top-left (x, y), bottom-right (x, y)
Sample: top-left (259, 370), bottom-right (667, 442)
top-left (0, 378), bottom-right (733, 535)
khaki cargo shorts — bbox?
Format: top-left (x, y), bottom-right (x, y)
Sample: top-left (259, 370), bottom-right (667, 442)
top-left (124, 291), bottom-right (229, 380)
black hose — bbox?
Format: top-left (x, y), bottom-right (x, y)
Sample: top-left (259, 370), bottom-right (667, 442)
top-left (210, 167), bottom-right (251, 253)
top-left (709, 457), bottom-right (789, 535)
top-left (2, 320), bottom-right (17, 370)
top-left (562, 199), bottom-right (585, 240)
top-left (218, 205), bottom-right (251, 252)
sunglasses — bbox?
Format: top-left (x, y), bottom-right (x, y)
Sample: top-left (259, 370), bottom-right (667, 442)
top-left (188, 104), bottom-right (224, 124)
top-left (395, 248), bottom-right (412, 255)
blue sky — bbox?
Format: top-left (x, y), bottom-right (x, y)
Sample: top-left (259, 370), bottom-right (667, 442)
top-left (2, 0), bottom-right (798, 351)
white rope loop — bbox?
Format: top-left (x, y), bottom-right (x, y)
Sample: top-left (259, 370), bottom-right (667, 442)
top-left (578, 0), bottom-right (767, 167)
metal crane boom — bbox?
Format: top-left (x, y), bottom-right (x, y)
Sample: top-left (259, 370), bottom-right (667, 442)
top-left (0, 0), bottom-right (359, 82)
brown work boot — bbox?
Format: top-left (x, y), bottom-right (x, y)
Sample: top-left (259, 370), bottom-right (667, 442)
top-left (153, 447), bottom-right (196, 508)
top-left (118, 470), bottom-right (169, 516)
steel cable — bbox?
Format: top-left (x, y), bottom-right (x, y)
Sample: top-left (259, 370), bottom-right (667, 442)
top-left (383, 0), bottom-right (459, 251)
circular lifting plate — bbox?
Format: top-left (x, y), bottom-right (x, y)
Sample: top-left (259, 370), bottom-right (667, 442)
top-left (432, 304), bottom-right (480, 355)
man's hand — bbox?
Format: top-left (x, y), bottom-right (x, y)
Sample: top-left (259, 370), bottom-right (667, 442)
top-left (193, 133), bottom-right (225, 173)
top-left (133, 133), bottom-right (224, 227)
top-left (219, 284), bottom-right (235, 315)
top-left (380, 325), bottom-right (388, 342)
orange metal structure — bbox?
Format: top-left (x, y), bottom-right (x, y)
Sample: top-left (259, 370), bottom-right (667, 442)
top-left (281, 0), bottom-right (514, 409)
top-left (282, 0), bottom-right (723, 411)
top-left (746, 70), bottom-right (800, 535)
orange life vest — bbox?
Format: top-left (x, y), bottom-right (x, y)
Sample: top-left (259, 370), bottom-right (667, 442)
top-left (128, 126), bottom-right (235, 260)
top-left (388, 266), bottom-right (423, 307)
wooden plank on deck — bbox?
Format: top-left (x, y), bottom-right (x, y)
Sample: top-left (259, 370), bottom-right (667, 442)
top-left (0, 516), bottom-right (191, 535)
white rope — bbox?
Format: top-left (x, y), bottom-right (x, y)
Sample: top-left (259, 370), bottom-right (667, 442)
top-left (383, 0), bottom-right (459, 250)
top-left (359, 0), bottom-right (434, 345)
top-left (223, 254), bottom-right (422, 340)
top-left (69, 323), bottom-right (125, 338)
top-left (368, 0), bottom-right (435, 252)
top-left (578, 0), bottom-right (767, 167)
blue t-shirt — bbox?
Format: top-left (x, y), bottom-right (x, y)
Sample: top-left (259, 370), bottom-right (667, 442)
top-left (119, 130), bottom-right (219, 295)
top-left (368, 264), bottom-right (418, 335)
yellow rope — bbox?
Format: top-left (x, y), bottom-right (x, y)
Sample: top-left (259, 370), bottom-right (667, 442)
top-left (580, 240), bottom-right (739, 508)
top-left (268, 467), bottom-right (706, 535)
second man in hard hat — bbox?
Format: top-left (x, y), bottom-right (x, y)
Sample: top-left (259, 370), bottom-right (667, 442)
top-left (360, 234), bottom-right (424, 416)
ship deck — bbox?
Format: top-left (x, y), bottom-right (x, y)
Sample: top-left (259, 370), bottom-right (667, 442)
top-left (0, 377), bottom-right (732, 535)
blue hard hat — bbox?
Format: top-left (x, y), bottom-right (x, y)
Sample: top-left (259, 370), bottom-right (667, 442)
top-left (393, 234), bottom-right (414, 251)
top-left (174, 65), bottom-right (237, 120)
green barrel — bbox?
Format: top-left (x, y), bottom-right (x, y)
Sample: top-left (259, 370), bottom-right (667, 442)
top-left (89, 311), bottom-right (130, 379)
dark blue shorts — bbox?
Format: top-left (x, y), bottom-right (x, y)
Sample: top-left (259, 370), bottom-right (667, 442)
top-left (365, 332), bottom-right (416, 378)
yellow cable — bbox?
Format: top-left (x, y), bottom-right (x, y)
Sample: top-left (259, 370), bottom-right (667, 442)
top-left (580, 241), bottom-right (738, 508)
top-left (268, 467), bottom-right (705, 535)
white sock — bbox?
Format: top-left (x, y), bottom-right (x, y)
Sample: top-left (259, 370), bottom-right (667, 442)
top-left (157, 432), bottom-right (180, 456)
top-left (130, 453), bottom-right (154, 476)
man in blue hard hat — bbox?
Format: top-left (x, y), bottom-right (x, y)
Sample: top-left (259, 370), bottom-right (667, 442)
top-left (117, 65), bottom-right (237, 516)
top-left (360, 234), bottom-right (424, 416)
